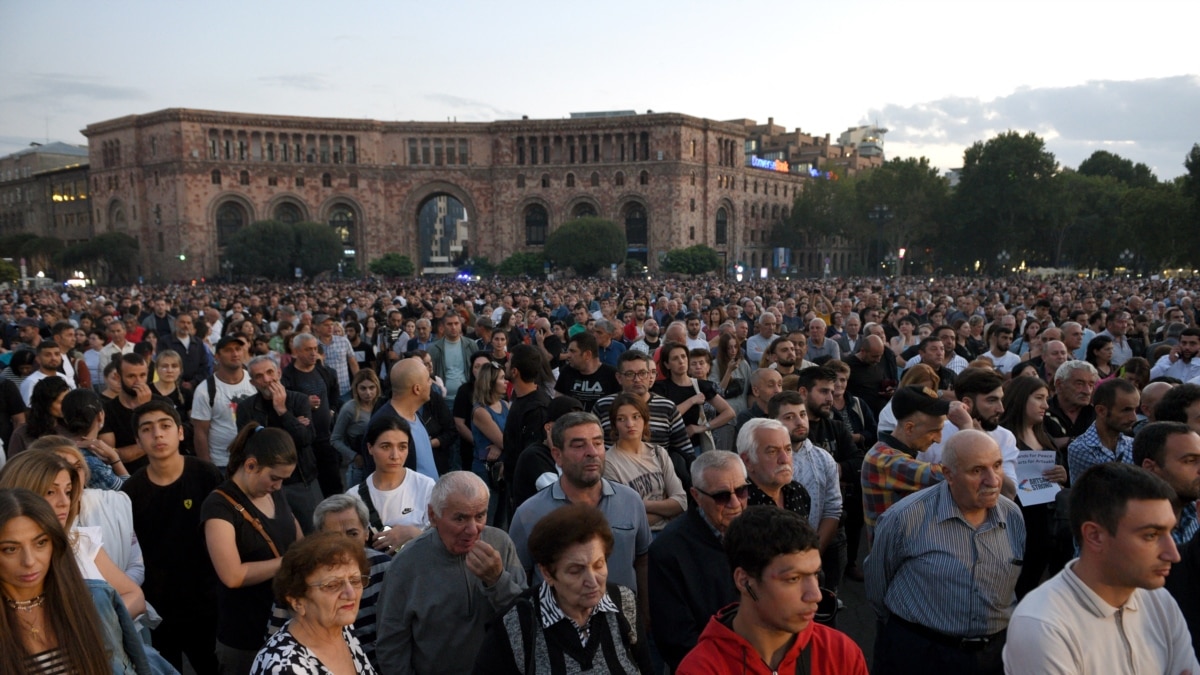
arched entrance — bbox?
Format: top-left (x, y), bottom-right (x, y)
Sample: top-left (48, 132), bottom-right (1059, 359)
top-left (622, 202), bottom-right (648, 267)
top-left (327, 203), bottom-right (357, 266)
top-left (216, 201), bottom-right (247, 249)
top-left (417, 193), bottom-right (470, 274)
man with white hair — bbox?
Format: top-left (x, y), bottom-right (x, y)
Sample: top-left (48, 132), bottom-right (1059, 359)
top-left (376, 471), bottom-right (525, 674)
top-left (867, 429), bottom-right (1024, 675)
top-left (806, 317), bottom-right (841, 362)
top-left (737, 417), bottom-right (812, 519)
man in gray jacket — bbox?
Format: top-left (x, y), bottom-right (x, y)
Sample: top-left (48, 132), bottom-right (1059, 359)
top-left (376, 471), bottom-right (526, 674)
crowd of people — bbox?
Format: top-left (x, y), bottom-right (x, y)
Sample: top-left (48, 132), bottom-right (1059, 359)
top-left (4, 271), bottom-right (1200, 673)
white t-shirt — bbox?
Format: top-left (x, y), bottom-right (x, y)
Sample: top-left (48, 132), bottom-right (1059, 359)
top-left (981, 349), bottom-right (1022, 374)
top-left (918, 419), bottom-right (1020, 483)
top-left (348, 470), bottom-right (435, 530)
top-left (190, 371), bottom-right (257, 468)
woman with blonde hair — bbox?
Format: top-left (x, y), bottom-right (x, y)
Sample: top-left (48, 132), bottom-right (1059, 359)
top-left (332, 369), bottom-right (382, 488)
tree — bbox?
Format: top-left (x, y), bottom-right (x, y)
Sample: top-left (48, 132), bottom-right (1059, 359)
top-left (1120, 183), bottom-right (1190, 270)
top-left (951, 131), bottom-right (1059, 272)
top-left (1078, 150), bottom-right (1157, 188)
top-left (856, 157), bottom-right (948, 273)
top-left (0, 259), bottom-right (17, 285)
top-left (226, 221), bottom-right (300, 279)
top-left (57, 232), bottom-right (139, 284)
top-left (1047, 171), bottom-right (1127, 270)
top-left (544, 217), bottom-right (626, 276)
top-left (660, 245), bottom-right (722, 275)
top-left (369, 252), bottom-right (415, 277)
top-left (498, 251), bottom-right (545, 277)
top-left (291, 221), bottom-right (344, 278)
top-left (1185, 144), bottom-right (1200, 238)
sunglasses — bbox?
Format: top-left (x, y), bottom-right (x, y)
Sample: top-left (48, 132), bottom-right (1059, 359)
top-left (694, 483), bottom-right (751, 506)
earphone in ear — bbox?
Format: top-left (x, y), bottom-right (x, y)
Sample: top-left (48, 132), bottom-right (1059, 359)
top-left (743, 581), bottom-right (759, 601)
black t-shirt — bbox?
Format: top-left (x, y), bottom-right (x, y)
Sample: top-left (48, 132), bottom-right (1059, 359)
top-left (543, 334), bottom-right (565, 359)
top-left (101, 393), bottom-right (170, 474)
top-left (199, 479), bottom-right (298, 649)
top-left (553, 363), bottom-right (620, 412)
top-left (121, 457), bottom-right (223, 621)
top-left (284, 366), bottom-right (333, 439)
top-left (502, 387), bottom-right (551, 481)
top-left (350, 339), bottom-right (376, 371)
top-left (511, 441), bottom-right (557, 509)
top-left (652, 378), bottom-right (717, 429)
top-left (0, 378), bottom-right (26, 449)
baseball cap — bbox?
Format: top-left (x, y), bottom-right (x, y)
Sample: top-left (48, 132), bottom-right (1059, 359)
top-left (313, 313), bottom-right (334, 324)
top-left (890, 386), bottom-right (951, 420)
top-left (546, 396), bottom-right (584, 422)
top-left (215, 335), bottom-right (247, 351)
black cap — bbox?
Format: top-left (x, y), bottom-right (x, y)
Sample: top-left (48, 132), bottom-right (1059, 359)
top-left (215, 335), bottom-right (247, 351)
top-left (546, 396), bottom-right (584, 422)
top-left (891, 385), bottom-right (951, 420)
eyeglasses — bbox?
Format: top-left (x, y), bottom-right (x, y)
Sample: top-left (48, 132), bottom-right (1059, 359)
top-left (620, 370), bottom-right (654, 380)
top-left (309, 575), bottom-right (370, 593)
top-left (694, 483), bottom-right (751, 506)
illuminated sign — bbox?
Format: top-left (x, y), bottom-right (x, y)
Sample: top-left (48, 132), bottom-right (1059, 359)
top-left (749, 155), bottom-right (790, 173)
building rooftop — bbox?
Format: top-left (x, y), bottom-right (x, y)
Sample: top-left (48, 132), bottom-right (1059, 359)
top-left (0, 142), bottom-right (88, 161)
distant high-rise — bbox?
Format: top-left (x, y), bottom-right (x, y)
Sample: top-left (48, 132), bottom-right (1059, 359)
top-left (838, 125), bottom-right (888, 159)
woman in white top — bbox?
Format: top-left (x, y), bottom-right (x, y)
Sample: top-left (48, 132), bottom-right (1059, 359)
top-left (602, 392), bottom-right (686, 531)
top-left (0, 448), bottom-right (146, 618)
top-left (346, 415), bottom-right (434, 556)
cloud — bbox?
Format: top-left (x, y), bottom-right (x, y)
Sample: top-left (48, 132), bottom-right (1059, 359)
top-left (0, 73), bottom-right (146, 105)
top-left (424, 93), bottom-right (522, 121)
top-left (866, 75), bottom-right (1200, 177)
top-left (257, 74), bottom-right (331, 91)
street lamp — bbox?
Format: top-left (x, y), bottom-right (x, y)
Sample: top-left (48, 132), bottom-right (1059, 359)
top-left (1118, 248), bottom-right (1134, 274)
top-left (884, 252), bottom-right (897, 277)
top-left (997, 250), bottom-right (1011, 273)
top-left (868, 205), bottom-right (893, 269)
top-left (221, 259), bottom-right (233, 282)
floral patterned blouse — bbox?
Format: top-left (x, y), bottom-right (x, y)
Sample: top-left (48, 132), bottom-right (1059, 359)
top-left (250, 621), bottom-right (376, 674)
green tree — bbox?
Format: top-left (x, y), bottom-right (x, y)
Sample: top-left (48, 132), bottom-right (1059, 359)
top-left (498, 251), bottom-right (545, 277)
top-left (1120, 182), bottom-right (1190, 270)
top-left (1048, 171), bottom-right (1127, 270)
top-left (0, 259), bottom-right (17, 284)
top-left (463, 257), bottom-right (497, 277)
top-left (226, 221), bottom-right (298, 279)
top-left (951, 131), bottom-right (1059, 272)
top-left (856, 157), bottom-right (948, 273)
top-left (661, 245), bottom-right (722, 275)
top-left (1185, 144), bottom-right (1200, 241)
top-left (544, 217), bottom-right (626, 276)
top-left (291, 221), bottom-right (344, 278)
top-left (369, 253), bottom-right (415, 277)
top-left (1078, 150), bottom-right (1157, 188)
top-left (57, 232), bottom-right (140, 284)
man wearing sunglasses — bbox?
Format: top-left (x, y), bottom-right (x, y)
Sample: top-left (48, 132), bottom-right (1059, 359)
top-left (648, 450), bottom-right (749, 670)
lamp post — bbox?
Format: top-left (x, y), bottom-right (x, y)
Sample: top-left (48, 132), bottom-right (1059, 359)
top-left (884, 252), bottom-right (897, 277)
top-left (868, 205), bottom-right (892, 269)
top-left (997, 250), bottom-right (1011, 274)
top-left (1118, 248), bottom-right (1134, 275)
top-left (221, 259), bottom-right (233, 282)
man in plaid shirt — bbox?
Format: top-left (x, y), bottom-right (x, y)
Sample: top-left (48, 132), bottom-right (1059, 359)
top-left (861, 386), bottom-right (952, 543)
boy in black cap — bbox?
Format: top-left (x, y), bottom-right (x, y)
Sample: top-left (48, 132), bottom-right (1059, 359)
top-left (860, 385), bottom-right (951, 541)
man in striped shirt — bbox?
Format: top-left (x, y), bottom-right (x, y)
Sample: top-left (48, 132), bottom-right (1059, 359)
top-left (867, 429), bottom-right (1024, 675)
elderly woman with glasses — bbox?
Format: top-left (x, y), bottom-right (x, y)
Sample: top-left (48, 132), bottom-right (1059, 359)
top-left (251, 532), bottom-right (375, 674)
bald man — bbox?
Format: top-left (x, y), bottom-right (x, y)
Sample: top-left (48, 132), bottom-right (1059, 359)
top-left (365, 357), bottom-right (440, 480)
top-left (846, 334), bottom-right (895, 416)
top-left (1135, 381), bottom-right (1176, 435)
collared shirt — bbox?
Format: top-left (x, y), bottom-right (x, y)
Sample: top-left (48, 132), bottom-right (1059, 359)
top-left (747, 480), bottom-right (812, 522)
top-left (791, 439), bottom-right (843, 529)
top-left (1152, 354), bottom-right (1200, 382)
top-left (321, 334), bottom-right (355, 395)
top-left (1004, 560), bottom-right (1200, 675)
top-left (1045, 397), bottom-right (1096, 443)
top-left (1175, 501), bottom-right (1199, 545)
top-left (1098, 330), bottom-right (1134, 366)
top-left (866, 481), bottom-right (1024, 637)
top-left (861, 434), bottom-right (945, 530)
top-left (537, 579), bottom-right (619, 647)
top-left (1067, 423), bottom-right (1133, 485)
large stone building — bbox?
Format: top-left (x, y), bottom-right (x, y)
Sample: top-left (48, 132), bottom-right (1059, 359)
top-left (0, 142), bottom-right (92, 277)
top-left (75, 108), bottom-right (878, 280)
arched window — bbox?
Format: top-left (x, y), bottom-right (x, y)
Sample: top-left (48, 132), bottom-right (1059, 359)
top-left (525, 204), bottom-right (548, 245)
top-left (211, 170), bottom-right (221, 185)
top-left (239, 170), bottom-right (249, 186)
top-left (590, 172), bottom-right (600, 187)
top-left (348, 173), bottom-right (358, 188)
top-left (328, 205), bottom-right (355, 247)
top-left (571, 202), bottom-right (597, 219)
top-left (322, 173), bottom-right (333, 188)
top-left (624, 204), bottom-right (647, 247)
top-left (716, 208), bottom-right (728, 246)
top-left (751, 205), bottom-right (758, 218)
top-left (216, 202), bottom-right (246, 248)
top-left (517, 174), bottom-right (526, 188)
top-left (638, 170), bottom-right (649, 186)
top-left (541, 173), bottom-right (550, 189)
top-left (275, 202), bottom-right (302, 224)
top-left (772, 205), bottom-right (779, 220)
top-left (614, 171), bottom-right (625, 187)
top-left (566, 173), bottom-right (576, 188)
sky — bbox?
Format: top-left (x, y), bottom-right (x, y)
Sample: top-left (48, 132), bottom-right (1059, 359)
top-left (2, 0), bottom-right (1198, 179)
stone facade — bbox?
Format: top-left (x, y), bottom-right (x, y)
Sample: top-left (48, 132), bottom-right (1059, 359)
top-left (79, 108), bottom-right (876, 280)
